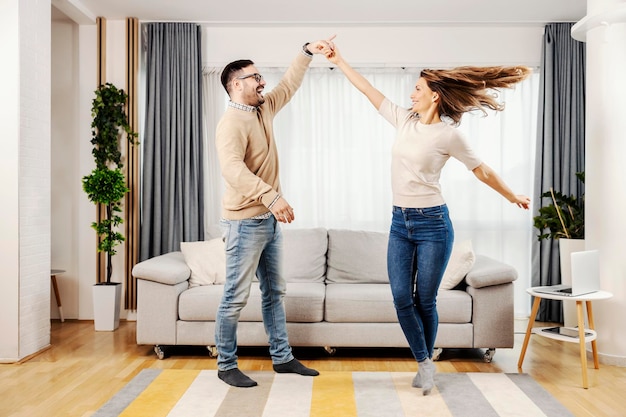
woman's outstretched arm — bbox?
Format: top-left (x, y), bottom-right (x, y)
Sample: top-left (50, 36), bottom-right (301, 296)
top-left (472, 163), bottom-right (530, 209)
top-left (325, 45), bottom-right (386, 110)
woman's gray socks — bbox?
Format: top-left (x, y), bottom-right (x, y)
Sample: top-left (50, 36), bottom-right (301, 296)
top-left (412, 370), bottom-right (422, 388)
top-left (417, 358), bottom-right (436, 395)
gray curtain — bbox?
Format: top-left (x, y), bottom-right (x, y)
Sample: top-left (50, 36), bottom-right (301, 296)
top-left (531, 23), bottom-right (586, 322)
top-left (140, 23), bottom-right (204, 261)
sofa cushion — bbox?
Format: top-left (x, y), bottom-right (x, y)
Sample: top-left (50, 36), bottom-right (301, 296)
top-left (282, 228), bottom-right (328, 283)
top-left (326, 229), bottom-right (389, 284)
top-left (178, 282), bottom-right (325, 323)
top-left (243, 282), bottom-right (325, 323)
top-left (436, 290), bottom-right (473, 323)
top-left (325, 283), bottom-right (396, 322)
top-left (325, 283), bottom-right (472, 324)
top-left (178, 285), bottom-right (224, 320)
top-left (180, 238), bottom-right (226, 287)
top-left (439, 240), bottom-right (475, 290)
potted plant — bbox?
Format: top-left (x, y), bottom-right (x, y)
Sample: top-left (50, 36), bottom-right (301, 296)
top-left (82, 83), bottom-right (137, 331)
top-left (533, 171), bottom-right (585, 241)
top-left (533, 171), bottom-right (584, 326)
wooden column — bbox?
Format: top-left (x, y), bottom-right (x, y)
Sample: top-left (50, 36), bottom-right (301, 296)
top-left (125, 17), bottom-right (140, 310)
top-left (96, 17), bottom-right (106, 284)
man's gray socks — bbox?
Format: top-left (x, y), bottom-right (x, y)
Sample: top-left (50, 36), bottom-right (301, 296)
top-left (218, 368), bottom-right (258, 387)
top-left (273, 358), bottom-right (319, 376)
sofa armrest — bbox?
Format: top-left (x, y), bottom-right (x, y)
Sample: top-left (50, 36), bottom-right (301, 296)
top-left (132, 251), bottom-right (191, 286)
top-left (468, 282), bottom-right (515, 348)
top-left (465, 255), bottom-right (517, 289)
top-left (136, 278), bottom-right (188, 345)
top-left (134, 251), bottom-right (190, 346)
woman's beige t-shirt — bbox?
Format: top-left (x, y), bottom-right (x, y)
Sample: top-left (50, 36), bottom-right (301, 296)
top-left (379, 99), bottom-right (482, 209)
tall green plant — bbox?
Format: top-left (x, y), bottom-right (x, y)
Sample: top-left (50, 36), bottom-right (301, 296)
top-left (82, 83), bottom-right (137, 284)
top-left (533, 172), bottom-right (585, 241)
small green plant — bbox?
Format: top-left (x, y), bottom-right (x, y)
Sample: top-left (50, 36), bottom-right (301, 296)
top-left (82, 83), bottom-right (137, 283)
top-left (533, 171), bottom-right (585, 241)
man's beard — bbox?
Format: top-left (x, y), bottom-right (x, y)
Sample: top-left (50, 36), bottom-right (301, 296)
top-left (254, 90), bottom-right (265, 106)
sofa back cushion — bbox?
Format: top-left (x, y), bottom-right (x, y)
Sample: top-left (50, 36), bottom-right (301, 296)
top-left (438, 240), bottom-right (475, 290)
top-left (282, 228), bottom-right (328, 283)
top-left (180, 238), bottom-right (226, 287)
top-left (326, 229), bottom-right (389, 284)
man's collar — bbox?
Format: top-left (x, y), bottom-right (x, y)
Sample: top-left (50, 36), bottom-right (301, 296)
top-left (228, 100), bottom-right (256, 112)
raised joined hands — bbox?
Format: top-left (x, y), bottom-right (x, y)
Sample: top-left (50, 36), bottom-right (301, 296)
top-left (308, 35), bottom-right (336, 58)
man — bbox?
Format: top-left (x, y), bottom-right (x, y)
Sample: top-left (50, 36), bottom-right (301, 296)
top-left (214, 37), bottom-right (333, 388)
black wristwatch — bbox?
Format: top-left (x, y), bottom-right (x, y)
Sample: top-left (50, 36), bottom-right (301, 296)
top-left (302, 42), bottom-right (313, 57)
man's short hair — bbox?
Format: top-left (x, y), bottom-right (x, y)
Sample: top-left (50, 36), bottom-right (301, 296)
top-left (221, 59), bottom-right (255, 95)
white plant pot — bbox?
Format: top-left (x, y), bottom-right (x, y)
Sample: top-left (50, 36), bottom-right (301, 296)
top-left (558, 238), bottom-right (585, 327)
top-left (93, 283), bottom-right (122, 331)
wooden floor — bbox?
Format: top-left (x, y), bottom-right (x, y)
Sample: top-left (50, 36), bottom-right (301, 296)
top-left (1, 319), bottom-right (625, 417)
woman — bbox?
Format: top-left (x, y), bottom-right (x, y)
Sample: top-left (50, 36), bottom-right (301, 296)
top-left (325, 45), bottom-right (530, 395)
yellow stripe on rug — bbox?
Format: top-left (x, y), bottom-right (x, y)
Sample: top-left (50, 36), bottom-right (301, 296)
top-left (310, 371), bottom-right (357, 417)
top-left (118, 369), bottom-right (200, 417)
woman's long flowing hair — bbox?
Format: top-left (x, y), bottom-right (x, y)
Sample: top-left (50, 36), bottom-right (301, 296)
top-left (420, 66), bottom-right (532, 125)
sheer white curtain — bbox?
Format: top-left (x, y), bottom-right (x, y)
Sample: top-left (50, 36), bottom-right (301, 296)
top-left (202, 67), bottom-right (539, 316)
top-left (201, 67), bottom-right (226, 227)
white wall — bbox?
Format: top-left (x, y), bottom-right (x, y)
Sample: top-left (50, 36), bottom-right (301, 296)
top-left (19, 0), bottom-right (51, 359)
top-left (203, 25), bottom-right (545, 67)
top-left (577, 0), bottom-right (626, 365)
top-left (0, 0), bottom-right (21, 362)
top-left (76, 24), bottom-right (98, 320)
top-left (51, 18), bottom-right (80, 321)
top-left (0, 0), bottom-right (51, 362)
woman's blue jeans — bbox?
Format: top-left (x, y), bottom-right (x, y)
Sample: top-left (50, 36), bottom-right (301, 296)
top-left (387, 205), bottom-right (454, 362)
top-left (215, 217), bottom-right (293, 371)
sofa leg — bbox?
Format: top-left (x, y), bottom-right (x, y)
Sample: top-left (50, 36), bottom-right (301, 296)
top-left (323, 346), bottom-right (337, 355)
top-left (154, 345), bottom-right (170, 360)
top-left (483, 348), bottom-right (496, 363)
top-left (207, 346), bottom-right (218, 358)
top-left (432, 347), bottom-right (443, 361)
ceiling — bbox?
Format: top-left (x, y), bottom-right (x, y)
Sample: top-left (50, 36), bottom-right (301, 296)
top-left (56, 0), bottom-right (587, 25)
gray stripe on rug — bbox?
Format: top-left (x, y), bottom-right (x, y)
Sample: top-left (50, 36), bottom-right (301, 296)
top-left (214, 371), bottom-right (275, 417)
top-left (92, 368), bottom-right (161, 417)
top-left (436, 373), bottom-right (499, 417)
top-left (353, 372), bottom-right (404, 417)
top-left (506, 374), bottom-right (574, 416)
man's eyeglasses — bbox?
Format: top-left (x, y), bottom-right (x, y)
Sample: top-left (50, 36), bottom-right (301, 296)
top-left (236, 73), bottom-right (263, 83)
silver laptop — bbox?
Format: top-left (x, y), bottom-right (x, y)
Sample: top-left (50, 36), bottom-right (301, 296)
top-left (534, 250), bottom-right (600, 297)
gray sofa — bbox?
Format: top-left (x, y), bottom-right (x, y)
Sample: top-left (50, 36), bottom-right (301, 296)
top-left (132, 228), bottom-right (517, 362)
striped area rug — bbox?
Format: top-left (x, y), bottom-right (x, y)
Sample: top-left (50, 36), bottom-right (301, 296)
top-left (93, 370), bottom-right (573, 417)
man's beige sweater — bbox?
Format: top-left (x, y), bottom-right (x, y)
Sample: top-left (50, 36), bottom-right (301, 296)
top-left (215, 53), bottom-right (312, 220)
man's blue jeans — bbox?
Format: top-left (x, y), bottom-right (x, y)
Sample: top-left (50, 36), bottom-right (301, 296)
top-left (387, 205), bottom-right (454, 362)
top-left (215, 217), bottom-right (293, 371)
